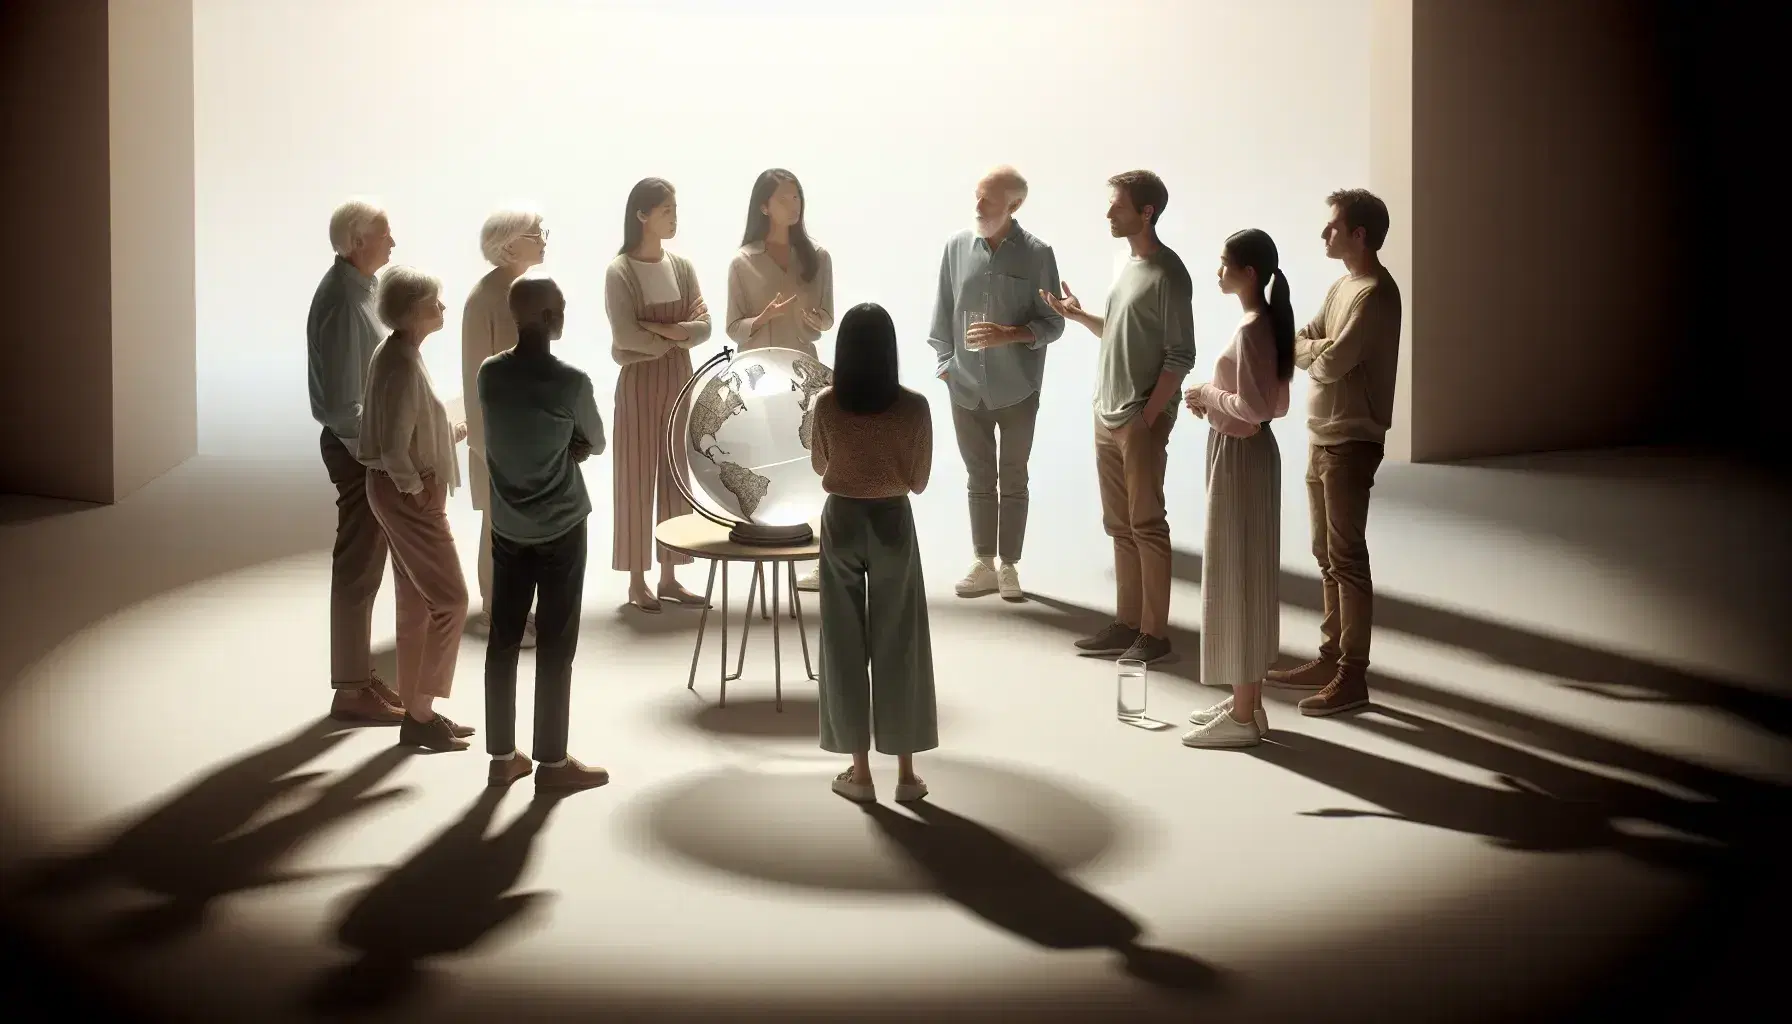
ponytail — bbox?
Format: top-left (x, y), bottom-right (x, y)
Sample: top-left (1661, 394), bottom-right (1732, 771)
top-left (1224, 227), bottom-right (1296, 381)
top-left (1268, 269), bottom-right (1295, 381)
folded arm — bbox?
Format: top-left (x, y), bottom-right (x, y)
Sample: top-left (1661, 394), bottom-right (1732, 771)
top-left (674, 273), bottom-right (712, 348)
top-left (572, 375), bottom-right (607, 457)
top-left (1304, 289), bottom-right (1389, 384)
top-left (605, 268), bottom-right (673, 359)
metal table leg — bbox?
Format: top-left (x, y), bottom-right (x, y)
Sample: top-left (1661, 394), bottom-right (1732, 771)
top-left (771, 559), bottom-right (783, 712)
top-left (788, 561), bottom-right (817, 681)
top-left (686, 558), bottom-right (719, 692)
top-left (718, 561), bottom-right (731, 707)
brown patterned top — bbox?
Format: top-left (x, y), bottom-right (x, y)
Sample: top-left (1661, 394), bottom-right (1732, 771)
top-left (810, 387), bottom-right (932, 499)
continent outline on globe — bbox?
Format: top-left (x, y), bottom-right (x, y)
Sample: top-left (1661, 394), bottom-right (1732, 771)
top-left (683, 348), bottom-right (832, 526)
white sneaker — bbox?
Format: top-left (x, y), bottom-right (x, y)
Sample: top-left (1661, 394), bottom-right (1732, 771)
top-left (1187, 695), bottom-right (1268, 733)
top-left (795, 564), bottom-right (820, 592)
top-left (1181, 710), bottom-right (1263, 748)
top-left (894, 777), bottom-right (928, 802)
top-left (954, 560), bottom-right (998, 597)
top-left (997, 563), bottom-right (1024, 601)
top-left (831, 768), bottom-right (874, 803)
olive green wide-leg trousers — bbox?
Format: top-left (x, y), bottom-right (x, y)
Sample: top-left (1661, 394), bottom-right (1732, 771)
top-left (816, 495), bottom-right (939, 756)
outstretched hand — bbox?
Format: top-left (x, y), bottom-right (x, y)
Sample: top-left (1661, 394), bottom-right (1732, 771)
top-left (1041, 281), bottom-right (1084, 319)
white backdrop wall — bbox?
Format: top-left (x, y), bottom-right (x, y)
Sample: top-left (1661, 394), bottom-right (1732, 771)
top-left (194, 0), bottom-right (1370, 568)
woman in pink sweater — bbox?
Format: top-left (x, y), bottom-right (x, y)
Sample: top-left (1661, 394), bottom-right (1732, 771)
top-left (1180, 229), bottom-right (1294, 749)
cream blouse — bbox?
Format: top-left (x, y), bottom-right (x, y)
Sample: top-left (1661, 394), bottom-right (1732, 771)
top-left (725, 242), bottom-right (834, 358)
top-left (359, 336), bottom-right (461, 496)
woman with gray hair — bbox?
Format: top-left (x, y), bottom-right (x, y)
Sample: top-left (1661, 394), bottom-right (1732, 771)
top-left (362, 265), bottom-right (476, 753)
top-left (461, 207), bottom-right (549, 647)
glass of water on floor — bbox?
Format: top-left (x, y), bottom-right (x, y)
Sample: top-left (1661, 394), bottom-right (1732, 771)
top-left (1116, 658), bottom-right (1147, 721)
top-left (962, 309), bottom-right (987, 350)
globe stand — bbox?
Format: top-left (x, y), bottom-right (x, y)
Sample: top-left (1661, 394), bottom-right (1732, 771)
top-left (728, 521), bottom-right (814, 547)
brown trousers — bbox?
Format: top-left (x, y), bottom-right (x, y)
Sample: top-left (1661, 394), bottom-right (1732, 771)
top-left (613, 350), bottom-right (695, 572)
top-left (1093, 411), bottom-right (1175, 639)
top-left (320, 428), bottom-right (389, 689)
top-left (1306, 440), bottom-right (1384, 669)
top-left (366, 470), bottom-right (468, 706)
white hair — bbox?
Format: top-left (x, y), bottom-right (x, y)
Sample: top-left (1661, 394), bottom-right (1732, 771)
top-left (328, 198), bottom-right (386, 257)
top-left (480, 207), bottom-right (543, 266)
top-left (375, 265), bottom-right (441, 331)
top-left (984, 165), bottom-right (1029, 210)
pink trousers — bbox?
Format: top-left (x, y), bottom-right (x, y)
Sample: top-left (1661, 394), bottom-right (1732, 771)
top-left (366, 471), bottom-right (468, 706)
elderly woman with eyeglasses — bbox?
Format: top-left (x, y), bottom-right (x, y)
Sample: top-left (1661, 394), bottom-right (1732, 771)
top-left (462, 208), bottom-right (550, 647)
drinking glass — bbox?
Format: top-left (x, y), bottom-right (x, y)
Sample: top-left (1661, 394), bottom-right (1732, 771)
top-left (1116, 658), bottom-right (1147, 721)
top-left (961, 309), bottom-right (988, 350)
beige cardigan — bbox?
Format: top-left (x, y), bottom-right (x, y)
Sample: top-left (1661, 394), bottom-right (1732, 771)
top-left (604, 252), bottom-right (712, 366)
top-left (460, 267), bottom-right (522, 510)
top-left (359, 336), bottom-right (460, 496)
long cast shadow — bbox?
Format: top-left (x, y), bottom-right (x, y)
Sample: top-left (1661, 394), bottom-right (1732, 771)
top-left (9, 716), bottom-right (357, 901)
top-left (861, 801), bottom-right (1222, 996)
top-left (96, 744), bottom-right (417, 949)
top-left (301, 787), bottom-right (566, 1017)
top-left (1247, 729), bottom-right (1730, 874)
top-left (1168, 546), bottom-right (1792, 739)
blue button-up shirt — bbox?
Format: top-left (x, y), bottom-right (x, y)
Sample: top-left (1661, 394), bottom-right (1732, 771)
top-left (925, 220), bottom-right (1065, 411)
top-left (306, 256), bottom-right (383, 449)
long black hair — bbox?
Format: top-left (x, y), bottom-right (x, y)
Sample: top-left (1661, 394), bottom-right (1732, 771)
top-left (618, 177), bottom-right (675, 256)
top-left (740, 168), bottom-right (819, 282)
top-left (1224, 228), bottom-right (1294, 380)
top-left (830, 303), bottom-right (900, 415)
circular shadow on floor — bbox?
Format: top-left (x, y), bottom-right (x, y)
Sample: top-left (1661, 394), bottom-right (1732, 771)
top-left (678, 696), bottom-right (821, 738)
top-left (627, 756), bottom-right (1134, 894)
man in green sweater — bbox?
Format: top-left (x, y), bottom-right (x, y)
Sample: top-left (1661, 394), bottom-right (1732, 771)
top-left (1044, 170), bottom-right (1196, 664)
top-left (1268, 189), bottom-right (1403, 716)
top-left (478, 275), bottom-right (609, 792)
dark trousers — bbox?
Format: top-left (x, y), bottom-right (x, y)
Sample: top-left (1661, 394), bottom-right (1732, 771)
top-left (485, 521), bottom-right (587, 762)
top-left (319, 427), bottom-right (389, 689)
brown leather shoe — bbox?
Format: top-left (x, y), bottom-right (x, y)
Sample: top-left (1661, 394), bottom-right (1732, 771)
top-left (438, 715), bottom-right (476, 739)
top-left (1267, 656), bottom-right (1338, 690)
top-left (536, 757), bottom-right (609, 792)
top-left (330, 687), bottom-right (403, 725)
top-left (1298, 669), bottom-right (1371, 717)
top-left (367, 675), bottom-right (403, 710)
top-left (398, 713), bottom-right (470, 752)
top-left (488, 754), bottom-right (533, 787)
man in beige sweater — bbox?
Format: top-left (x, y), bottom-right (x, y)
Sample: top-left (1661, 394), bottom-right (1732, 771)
top-left (1269, 189), bottom-right (1402, 717)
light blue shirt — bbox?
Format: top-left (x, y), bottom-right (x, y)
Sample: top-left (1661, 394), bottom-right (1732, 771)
top-left (477, 346), bottom-right (606, 544)
top-left (925, 221), bottom-right (1065, 411)
top-left (306, 257), bottom-right (383, 449)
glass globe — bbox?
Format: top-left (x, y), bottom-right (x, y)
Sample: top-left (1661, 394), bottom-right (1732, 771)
top-left (672, 346), bottom-right (831, 546)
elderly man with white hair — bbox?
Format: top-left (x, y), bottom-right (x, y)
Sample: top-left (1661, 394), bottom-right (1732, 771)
top-left (307, 198), bottom-right (405, 724)
top-left (461, 207), bottom-right (549, 648)
top-left (924, 166), bottom-right (1065, 603)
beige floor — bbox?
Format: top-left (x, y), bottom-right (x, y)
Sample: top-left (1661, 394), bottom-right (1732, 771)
top-left (0, 444), bottom-right (1787, 1023)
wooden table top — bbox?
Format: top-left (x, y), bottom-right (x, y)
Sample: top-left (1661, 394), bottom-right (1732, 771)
top-left (653, 513), bottom-right (822, 561)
